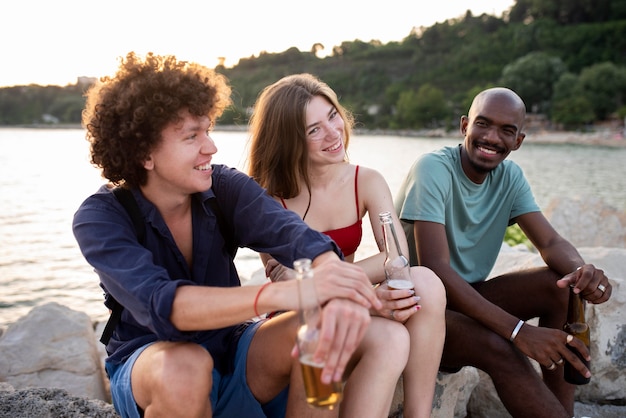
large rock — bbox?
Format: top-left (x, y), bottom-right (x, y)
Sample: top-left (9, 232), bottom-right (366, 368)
top-left (544, 196), bottom-right (626, 248)
top-left (0, 302), bottom-right (108, 401)
top-left (432, 368), bottom-right (480, 418)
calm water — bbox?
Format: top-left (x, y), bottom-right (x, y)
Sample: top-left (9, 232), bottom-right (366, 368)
top-left (1, 128), bottom-right (624, 327)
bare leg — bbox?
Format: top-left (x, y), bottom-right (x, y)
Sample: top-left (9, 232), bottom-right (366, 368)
top-left (132, 342), bottom-right (213, 418)
top-left (340, 317), bottom-right (410, 418)
top-left (441, 267), bottom-right (573, 418)
top-left (402, 266), bottom-right (447, 418)
top-left (475, 267), bottom-right (574, 416)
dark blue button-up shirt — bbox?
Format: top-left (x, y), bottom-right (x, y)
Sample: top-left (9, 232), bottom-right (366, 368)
top-left (73, 164), bottom-right (340, 373)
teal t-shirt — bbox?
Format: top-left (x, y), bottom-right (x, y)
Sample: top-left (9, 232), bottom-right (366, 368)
top-left (394, 145), bottom-right (540, 283)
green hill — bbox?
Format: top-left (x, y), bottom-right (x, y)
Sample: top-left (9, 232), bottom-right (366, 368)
top-left (2, 0), bottom-right (626, 130)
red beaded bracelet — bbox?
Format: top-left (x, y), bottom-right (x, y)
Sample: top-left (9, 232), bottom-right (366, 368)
top-left (254, 282), bottom-right (272, 317)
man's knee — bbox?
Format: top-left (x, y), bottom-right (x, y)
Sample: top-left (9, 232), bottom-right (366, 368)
top-left (151, 343), bottom-right (214, 390)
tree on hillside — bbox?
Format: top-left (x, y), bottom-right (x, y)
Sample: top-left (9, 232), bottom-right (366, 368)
top-left (578, 62), bottom-right (626, 120)
top-left (551, 72), bottom-right (595, 128)
top-left (393, 84), bottom-right (448, 129)
top-left (500, 51), bottom-right (566, 113)
top-left (509, 0), bottom-right (626, 24)
top-left (311, 43), bottom-right (325, 57)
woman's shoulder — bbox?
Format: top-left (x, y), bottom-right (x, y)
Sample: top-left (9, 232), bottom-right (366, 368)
top-left (353, 164), bottom-right (382, 179)
top-left (353, 164), bottom-right (392, 201)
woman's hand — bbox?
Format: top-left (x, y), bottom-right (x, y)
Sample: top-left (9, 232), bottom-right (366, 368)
top-left (373, 282), bottom-right (421, 323)
top-left (265, 258), bottom-right (295, 282)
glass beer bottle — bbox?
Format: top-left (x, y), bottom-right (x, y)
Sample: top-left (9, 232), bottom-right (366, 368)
top-left (379, 211), bottom-right (413, 291)
top-left (294, 258), bottom-right (343, 409)
top-left (563, 285), bottom-right (591, 385)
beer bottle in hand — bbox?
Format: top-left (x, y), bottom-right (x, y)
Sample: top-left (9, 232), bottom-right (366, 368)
top-left (563, 285), bottom-right (591, 385)
top-left (295, 258), bottom-right (343, 409)
top-left (379, 211), bottom-right (413, 291)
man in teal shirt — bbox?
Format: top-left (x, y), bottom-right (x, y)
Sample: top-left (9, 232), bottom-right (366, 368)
top-left (395, 87), bottom-right (612, 418)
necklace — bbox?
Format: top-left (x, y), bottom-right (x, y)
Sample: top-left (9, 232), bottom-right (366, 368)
top-left (302, 188), bottom-right (312, 221)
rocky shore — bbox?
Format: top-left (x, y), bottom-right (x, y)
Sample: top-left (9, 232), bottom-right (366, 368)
top-left (1, 196), bottom-right (624, 418)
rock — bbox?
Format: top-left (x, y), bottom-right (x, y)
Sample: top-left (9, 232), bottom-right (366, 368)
top-left (545, 196), bottom-right (626, 249)
top-left (432, 368), bottom-right (480, 418)
top-left (0, 302), bottom-right (108, 401)
top-left (389, 368), bottom-right (480, 418)
top-left (0, 383), bottom-right (118, 418)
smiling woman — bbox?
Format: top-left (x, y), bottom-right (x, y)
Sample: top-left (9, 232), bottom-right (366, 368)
top-left (246, 73), bottom-right (448, 418)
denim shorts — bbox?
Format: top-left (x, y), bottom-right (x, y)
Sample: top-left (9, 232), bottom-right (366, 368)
top-left (105, 320), bottom-right (287, 418)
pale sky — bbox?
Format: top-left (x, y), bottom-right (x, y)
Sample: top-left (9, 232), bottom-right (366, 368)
top-left (1, 0), bottom-right (515, 88)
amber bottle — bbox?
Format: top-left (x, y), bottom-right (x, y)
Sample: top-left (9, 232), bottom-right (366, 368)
top-left (563, 285), bottom-right (591, 385)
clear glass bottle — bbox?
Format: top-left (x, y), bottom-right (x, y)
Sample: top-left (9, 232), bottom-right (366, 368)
top-left (379, 211), bottom-right (413, 290)
top-left (563, 285), bottom-right (591, 385)
top-left (294, 258), bottom-right (343, 409)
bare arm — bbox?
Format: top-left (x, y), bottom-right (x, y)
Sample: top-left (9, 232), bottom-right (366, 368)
top-left (518, 212), bottom-right (584, 276)
top-left (517, 212), bottom-right (611, 303)
top-left (171, 251), bottom-right (382, 331)
top-left (354, 167), bottom-right (410, 284)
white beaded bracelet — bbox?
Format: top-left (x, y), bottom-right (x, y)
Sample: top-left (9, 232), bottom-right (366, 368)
top-left (509, 320), bottom-right (524, 342)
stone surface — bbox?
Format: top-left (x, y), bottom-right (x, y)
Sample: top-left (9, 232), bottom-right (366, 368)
top-left (432, 368), bottom-right (480, 418)
top-left (0, 383), bottom-right (118, 418)
top-left (544, 196), bottom-right (626, 249)
top-left (0, 303), bottom-right (108, 402)
top-left (388, 367), bottom-right (480, 418)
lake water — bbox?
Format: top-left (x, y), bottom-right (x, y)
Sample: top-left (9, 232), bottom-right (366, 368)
top-left (1, 128), bottom-right (625, 327)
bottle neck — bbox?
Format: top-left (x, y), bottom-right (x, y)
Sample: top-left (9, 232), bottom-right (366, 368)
top-left (382, 220), bottom-right (404, 259)
top-left (295, 258), bottom-right (319, 316)
top-left (567, 286), bottom-right (586, 323)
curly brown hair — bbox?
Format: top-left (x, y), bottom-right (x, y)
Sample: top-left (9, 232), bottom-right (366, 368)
top-left (82, 52), bottom-right (232, 187)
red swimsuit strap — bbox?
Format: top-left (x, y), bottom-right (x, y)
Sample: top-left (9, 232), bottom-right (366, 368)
top-left (353, 165), bottom-right (360, 220)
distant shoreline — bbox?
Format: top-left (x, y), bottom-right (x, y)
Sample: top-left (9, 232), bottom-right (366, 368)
top-left (2, 124), bottom-right (625, 148)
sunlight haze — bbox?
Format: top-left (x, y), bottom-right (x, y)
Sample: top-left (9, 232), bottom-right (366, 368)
top-left (1, 0), bottom-right (514, 88)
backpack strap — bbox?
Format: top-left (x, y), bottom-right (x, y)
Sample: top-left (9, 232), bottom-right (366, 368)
top-left (99, 187), bottom-right (145, 345)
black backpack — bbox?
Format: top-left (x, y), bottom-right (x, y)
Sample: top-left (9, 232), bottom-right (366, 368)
top-left (99, 187), bottom-right (235, 345)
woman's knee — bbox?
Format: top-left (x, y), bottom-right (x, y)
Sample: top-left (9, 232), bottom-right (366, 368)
top-left (412, 266), bottom-right (447, 312)
top-left (366, 318), bottom-right (410, 359)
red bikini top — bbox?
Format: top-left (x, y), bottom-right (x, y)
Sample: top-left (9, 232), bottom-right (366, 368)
top-left (281, 166), bottom-right (362, 257)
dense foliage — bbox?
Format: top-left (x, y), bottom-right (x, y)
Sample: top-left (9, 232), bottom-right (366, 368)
top-left (2, 0), bottom-right (626, 130)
